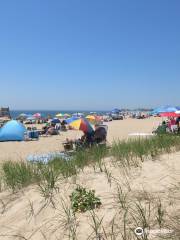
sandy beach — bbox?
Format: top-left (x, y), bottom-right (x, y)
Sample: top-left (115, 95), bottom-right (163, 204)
top-left (0, 117), bottom-right (161, 162)
top-left (1, 117), bottom-right (180, 239)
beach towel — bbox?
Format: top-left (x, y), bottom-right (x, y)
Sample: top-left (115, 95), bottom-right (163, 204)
top-left (27, 152), bottom-right (71, 163)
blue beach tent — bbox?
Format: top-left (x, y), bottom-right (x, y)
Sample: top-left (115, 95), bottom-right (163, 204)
top-left (0, 120), bottom-right (27, 141)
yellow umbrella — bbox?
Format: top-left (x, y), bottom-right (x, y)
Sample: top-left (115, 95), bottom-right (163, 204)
top-left (86, 115), bottom-right (96, 120)
top-left (86, 115), bottom-right (101, 124)
top-left (56, 113), bottom-right (63, 118)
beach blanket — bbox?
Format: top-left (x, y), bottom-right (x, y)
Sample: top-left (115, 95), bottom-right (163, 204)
top-left (27, 152), bottom-right (71, 163)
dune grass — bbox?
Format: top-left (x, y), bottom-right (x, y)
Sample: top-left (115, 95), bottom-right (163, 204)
top-left (1, 134), bottom-right (180, 239)
top-left (1, 134), bottom-right (180, 193)
top-left (111, 134), bottom-right (180, 167)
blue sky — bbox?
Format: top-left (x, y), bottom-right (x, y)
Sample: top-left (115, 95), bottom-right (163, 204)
top-left (0, 0), bottom-right (179, 110)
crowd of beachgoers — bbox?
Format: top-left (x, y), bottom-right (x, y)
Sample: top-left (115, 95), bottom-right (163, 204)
top-left (0, 107), bottom-right (180, 146)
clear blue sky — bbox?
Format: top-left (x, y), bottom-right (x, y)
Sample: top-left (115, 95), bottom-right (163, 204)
top-left (0, 0), bottom-right (179, 110)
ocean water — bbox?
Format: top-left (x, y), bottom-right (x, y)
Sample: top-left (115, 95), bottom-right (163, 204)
top-left (10, 110), bottom-right (108, 119)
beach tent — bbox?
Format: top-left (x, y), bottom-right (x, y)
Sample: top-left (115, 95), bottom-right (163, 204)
top-left (0, 120), bottom-right (26, 141)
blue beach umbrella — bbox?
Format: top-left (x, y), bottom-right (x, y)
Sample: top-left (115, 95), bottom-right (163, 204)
top-left (51, 118), bottom-right (61, 124)
top-left (152, 106), bottom-right (178, 115)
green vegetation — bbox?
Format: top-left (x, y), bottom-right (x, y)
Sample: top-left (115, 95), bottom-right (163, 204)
top-left (70, 186), bottom-right (101, 213)
top-left (1, 134), bottom-right (180, 193)
top-left (0, 134), bottom-right (180, 239)
top-left (2, 161), bottom-right (35, 192)
top-left (111, 135), bottom-right (180, 167)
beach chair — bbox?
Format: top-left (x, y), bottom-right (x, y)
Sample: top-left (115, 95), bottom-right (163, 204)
top-left (94, 124), bottom-right (108, 145)
top-left (26, 130), bottom-right (39, 140)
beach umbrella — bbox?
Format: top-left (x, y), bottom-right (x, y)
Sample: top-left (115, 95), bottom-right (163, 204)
top-left (64, 113), bottom-right (71, 118)
top-left (152, 106), bottom-right (178, 114)
top-left (33, 113), bottom-right (41, 119)
top-left (72, 112), bottom-right (84, 117)
top-left (19, 113), bottom-right (28, 117)
top-left (86, 115), bottom-right (102, 124)
top-left (51, 118), bottom-right (61, 124)
top-left (65, 116), bottom-right (79, 124)
top-left (68, 118), bottom-right (94, 133)
top-left (17, 113), bottom-right (28, 120)
top-left (27, 116), bottom-right (36, 121)
top-left (56, 113), bottom-right (63, 118)
top-left (86, 115), bottom-right (96, 120)
top-left (160, 112), bottom-right (180, 117)
top-left (112, 108), bottom-right (121, 113)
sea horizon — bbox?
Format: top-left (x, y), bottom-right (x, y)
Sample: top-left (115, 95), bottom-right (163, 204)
top-left (10, 109), bottom-right (110, 119)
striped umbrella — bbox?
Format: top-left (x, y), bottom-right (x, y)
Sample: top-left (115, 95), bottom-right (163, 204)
top-left (68, 118), bottom-right (94, 133)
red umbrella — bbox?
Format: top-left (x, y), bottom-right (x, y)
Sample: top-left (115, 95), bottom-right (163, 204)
top-left (160, 112), bottom-right (180, 117)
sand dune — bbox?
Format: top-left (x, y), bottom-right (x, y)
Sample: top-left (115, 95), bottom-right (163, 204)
top-left (1, 117), bottom-right (180, 240)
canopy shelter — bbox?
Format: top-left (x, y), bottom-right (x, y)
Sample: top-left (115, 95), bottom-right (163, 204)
top-left (0, 120), bottom-right (26, 141)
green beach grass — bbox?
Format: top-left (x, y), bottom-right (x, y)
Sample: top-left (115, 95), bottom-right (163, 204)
top-left (1, 134), bottom-right (180, 193)
top-left (0, 134), bottom-right (180, 239)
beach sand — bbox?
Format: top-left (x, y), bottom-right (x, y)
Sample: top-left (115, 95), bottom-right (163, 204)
top-left (0, 117), bottom-right (161, 162)
top-left (0, 117), bottom-right (179, 240)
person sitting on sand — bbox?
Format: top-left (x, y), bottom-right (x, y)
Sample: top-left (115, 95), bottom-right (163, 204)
top-left (46, 126), bottom-right (58, 135)
top-left (62, 120), bottom-right (67, 131)
top-left (168, 118), bottom-right (177, 132)
top-left (154, 121), bottom-right (167, 134)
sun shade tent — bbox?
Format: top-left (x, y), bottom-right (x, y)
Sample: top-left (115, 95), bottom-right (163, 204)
top-left (0, 120), bottom-right (27, 141)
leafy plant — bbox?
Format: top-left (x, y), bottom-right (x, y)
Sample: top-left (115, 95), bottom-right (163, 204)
top-left (70, 186), bottom-right (102, 213)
